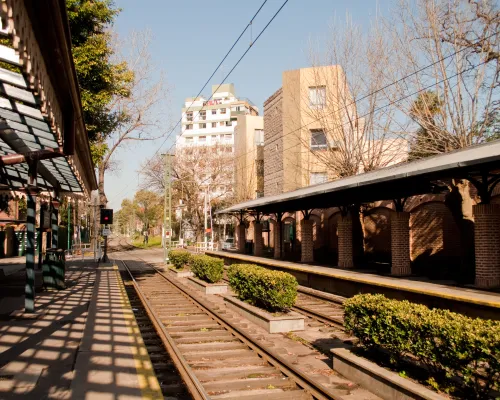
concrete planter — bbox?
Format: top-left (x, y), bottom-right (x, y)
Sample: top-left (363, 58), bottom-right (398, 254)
top-left (187, 276), bottom-right (227, 294)
top-left (223, 295), bottom-right (304, 334)
top-left (169, 268), bottom-right (194, 279)
top-left (331, 348), bottom-right (447, 400)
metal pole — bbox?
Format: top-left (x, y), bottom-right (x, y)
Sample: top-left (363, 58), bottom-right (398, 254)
top-left (67, 200), bottom-right (71, 251)
top-left (25, 190), bottom-right (36, 312)
top-left (163, 153), bottom-right (172, 262)
top-left (204, 186), bottom-right (208, 245)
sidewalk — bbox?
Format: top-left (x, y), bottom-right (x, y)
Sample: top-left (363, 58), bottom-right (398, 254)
top-left (0, 261), bottom-right (162, 399)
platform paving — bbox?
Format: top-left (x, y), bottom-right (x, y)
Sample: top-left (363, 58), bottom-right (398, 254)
top-left (0, 261), bottom-right (163, 399)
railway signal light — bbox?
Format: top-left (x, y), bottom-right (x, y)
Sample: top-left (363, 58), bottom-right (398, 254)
top-left (100, 208), bottom-right (113, 225)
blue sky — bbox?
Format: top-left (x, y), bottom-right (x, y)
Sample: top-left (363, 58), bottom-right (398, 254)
top-left (107, 0), bottom-right (392, 210)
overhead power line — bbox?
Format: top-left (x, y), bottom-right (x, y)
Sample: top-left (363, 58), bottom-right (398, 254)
top-left (151, 0), bottom-right (280, 159)
top-left (228, 31), bottom-right (499, 173)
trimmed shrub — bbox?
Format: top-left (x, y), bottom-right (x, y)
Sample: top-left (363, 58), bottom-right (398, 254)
top-left (190, 254), bottom-right (224, 283)
top-left (228, 264), bottom-right (298, 312)
top-left (344, 294), bottom-right (500, 397)
top-left (168, 249), bottom-right (191, 269)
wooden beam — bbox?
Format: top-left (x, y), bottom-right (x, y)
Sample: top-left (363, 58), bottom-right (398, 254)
top-left (0, 148), bottom-right (64, 166)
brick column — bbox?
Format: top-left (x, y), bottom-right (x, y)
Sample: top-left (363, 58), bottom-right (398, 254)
top-left (254, 222), bottom-right (263, 257)
top-left (338, 215), bottom-right (354, 268)
top-left (474, 204), bottom-right (500, 288)
top-left (274, 222), bottom-right (282, 259)
top-left (237, 224), bottom-right (246, 253)
top-left (301, 219), bottom-right (314, 263)
top-left (391, 211), bottom-right (411, 276)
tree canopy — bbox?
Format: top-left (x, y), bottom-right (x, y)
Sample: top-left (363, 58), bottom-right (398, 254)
top-left (66, 0), bottom-right (133, 165)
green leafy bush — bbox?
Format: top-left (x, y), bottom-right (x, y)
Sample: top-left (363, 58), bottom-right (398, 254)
top-left (228, 264), bottom-right (298, 312)
top-left (190, 254), bottom-right (224, 283)
top-left (168, 249), bottom-right (191, 269)
top-left (344, 294), bottom-right (500, 397)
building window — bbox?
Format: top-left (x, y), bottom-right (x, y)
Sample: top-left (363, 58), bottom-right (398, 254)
top-left (185, 136), bottom-right (193, 143)
top-left (236, 106), bottom-right (241, 111)
top-left (310, 172), bottom-right (328, 185)
top-left (309, 86), bottom-right (326, 108)
top-left (255, 129), bottom-right (264, 145)
top-left (225, 121), bottom-right (232, 126)
top-left (211, 122), bottom-right (217, 128)
top-left (219, 121), bottom-right (224, 127)
top-left (186, 124), bottom-right (193, 130)
top-left (199, 111), bottom-right (206, 120)
top-left (310, 130), bottom-right (327, 150)
top-left (211, 110), bottom-right (217, 115)
top-left (199, 123), bottom-right (206, 129)
top-left (221, 108), bottom-right (226, 114)
top-left (224, 134), bottom-right (232, 141)
top-left (186, 112), bottom-right (193, 121)
top-left (211, 135), bottom-right (218, 141)
top-left (199, 136), bottom-right (206, 142)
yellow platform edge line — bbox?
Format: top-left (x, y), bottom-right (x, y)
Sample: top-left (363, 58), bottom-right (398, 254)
top-left (208, 252), bottom-right (500, 309)
top-left (113, 265), bottom-right (164, 400)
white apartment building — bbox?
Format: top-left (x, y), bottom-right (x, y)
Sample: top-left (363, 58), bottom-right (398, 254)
top-left (177, 83), bottom-right (258, 149)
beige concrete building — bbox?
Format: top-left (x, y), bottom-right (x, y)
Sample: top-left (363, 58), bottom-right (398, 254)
top-left (264, 66), bottom-right (407, 196)
top-left (234, 115), bottom-right (264, 202)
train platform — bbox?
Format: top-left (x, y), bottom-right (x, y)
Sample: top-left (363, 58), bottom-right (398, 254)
top-left (0, 260), bottom-right (163, 399)
top-left (207, 250), bottom-right (500, 320)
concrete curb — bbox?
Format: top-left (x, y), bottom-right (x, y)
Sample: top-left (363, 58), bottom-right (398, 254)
top-left (187, 276), bottom-right (227, 294)
top-left (331, 348), bottom-right (447, 400)
top-left (169, 268), bottom-right (194, 279)
top-left (223, 295), bottom-right (304, 333)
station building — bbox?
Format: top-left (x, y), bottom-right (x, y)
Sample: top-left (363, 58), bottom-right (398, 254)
top-left (0, 0), bottom-right (97, 311)
top-left (223, 67), bottom-right (500, 290)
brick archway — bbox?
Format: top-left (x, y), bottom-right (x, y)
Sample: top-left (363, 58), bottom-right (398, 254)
top-left (409, 201), bottom-right (461, 279)
top-left (363, 207), bottom-right (393, 267)
top-left (326, 211), bottom-right (341, 265)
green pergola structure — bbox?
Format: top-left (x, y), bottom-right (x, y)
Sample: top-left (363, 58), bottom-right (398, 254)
top-left (0, 0), bottom-right (97, 312)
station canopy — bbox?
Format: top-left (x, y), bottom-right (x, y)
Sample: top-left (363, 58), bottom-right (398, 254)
top-left (0, 25), bottom-right (84, 193)
top-left (220, 140), bottom-right (500, 214)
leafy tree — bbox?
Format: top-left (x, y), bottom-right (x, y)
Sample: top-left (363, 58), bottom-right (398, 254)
top-left (133, 190), bottom-right (163, 231)
top-left (66, 0), bottom-right (133, 163)
top-left (408, 91), bottom-right (445, 161)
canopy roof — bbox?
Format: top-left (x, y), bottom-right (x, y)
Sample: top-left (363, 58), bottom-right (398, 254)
top-left (220, 140), bottom-right (500, 214)
top-left (0, 0), bottom-right (97, 196)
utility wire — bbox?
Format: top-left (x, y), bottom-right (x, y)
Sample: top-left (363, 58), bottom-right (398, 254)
top-left (229, 57), bottom-right (492, 178)
top-left (151, 0), bottom-right (273, 159)
top-left (227, 30), bottom-right (499, 170)
top-left (110, 0), bottom-right (271, 202)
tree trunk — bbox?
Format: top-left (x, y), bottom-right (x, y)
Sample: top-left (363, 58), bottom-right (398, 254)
top-left (444, 179), bottom-right (475, 283)
top-left (350, 204), bottom-right (365, 267)
top-left (98, 164), bottom-right (108, 207)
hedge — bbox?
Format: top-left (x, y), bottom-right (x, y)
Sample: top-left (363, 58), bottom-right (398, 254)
top-left (189, 254), bottom-right (224, 283)
top-left (344, 294), bottom-right (500, 397)
top-left (168, 249), bottom-right (191, 269)
top-left (228, 264), bottom-right (298, 312)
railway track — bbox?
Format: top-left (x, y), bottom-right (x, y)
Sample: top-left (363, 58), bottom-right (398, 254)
top-left (118, 255), bottom-right (344, 400)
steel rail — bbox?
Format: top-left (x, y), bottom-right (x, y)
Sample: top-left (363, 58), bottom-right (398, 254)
top-left (119, 259), bottom-right (210, 400)
top-left (291, 304), bottom-right (344, 330)
top-left (147, 263), bottom-right (344, 400)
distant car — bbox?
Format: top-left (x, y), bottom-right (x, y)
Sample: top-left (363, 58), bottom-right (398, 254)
top-left (222, 237), bottom-right (235, 250)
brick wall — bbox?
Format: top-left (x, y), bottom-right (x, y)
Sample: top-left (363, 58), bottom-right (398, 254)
top-left (410, 201), bottom-right (461, 277)
top-left (363, 207), bottom-right (392, 263)
top-left (264, 88), bottom-right (283, 196)
top-left (338, 215), bottom-right (353, 268)
top-left (300, 219), bottom-right (313, 262)
top-left (474, 204), bottom-right (500, 288)
top-left (391, 212), bottom-right (411, 276)
top-left (253, 222), bottom-right (263, 257)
